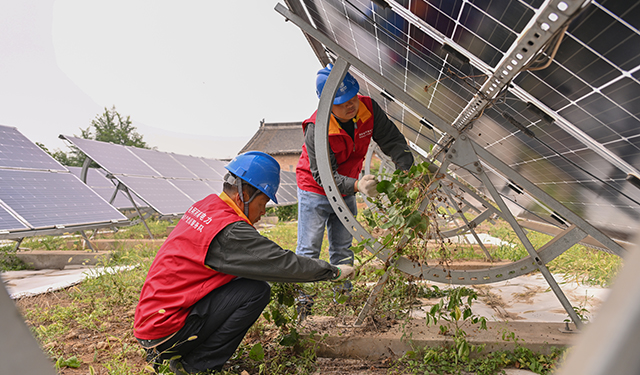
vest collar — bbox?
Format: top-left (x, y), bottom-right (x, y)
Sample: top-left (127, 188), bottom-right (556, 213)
top-left (328, 97), bottom-right (373, 135)
top-left (219, 192), bottom-right (253, 226)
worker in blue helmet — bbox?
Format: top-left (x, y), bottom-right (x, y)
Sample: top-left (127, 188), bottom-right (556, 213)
top-left (134, 151), bottom-right (354, 374)
top-left (295, 64), bottom-right (414, 315)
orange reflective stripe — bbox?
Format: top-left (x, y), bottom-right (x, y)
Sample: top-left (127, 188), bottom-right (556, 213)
top-left (219, 192), bottom-right (252, 226)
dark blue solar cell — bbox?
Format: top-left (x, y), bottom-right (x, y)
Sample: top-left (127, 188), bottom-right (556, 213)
top-left (201, 158), bottom-right (227, 179)
top-left (409, 0), bottom-right (460, 38)
top-left (0, 205), bottom-right (28, 231)
top-left (559, 105), bottom-right (620, 143)
top-left (0, 170), bottom-right (126, 228)
top-left (553, 37), bottom-right (621, 89)
top-left (513, 73), bottom-right (570, 111)
top-left (171, 179), bottom-right (218, 202)
top-left (470, 0), bottom-right (534, 33)
top-left (569, 4), bottom-right (640, 71)
top-left (0, 125), bottom-right (65, 170)
top-left (116, 175), bottom-right (195, 216)
top-left (578, 92), bottom-right (640, 138)
top-left (171, 154), bottom-right (220, 180)
top-left (128, 147), bottom-right (197, 179)
top-left (63, 136), bottom-right (158, 177)
top-left (459, 4), bottom-right (516, 53)
top-left (598, 0), bottom-right (640, 30)
top-left (601, 77), bottom-right (640, 118)
top-left (67, 166), bottom-right (147, 209)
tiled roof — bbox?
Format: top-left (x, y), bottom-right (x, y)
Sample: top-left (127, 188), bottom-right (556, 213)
top-left (239, 121), bottom-right (304, 155)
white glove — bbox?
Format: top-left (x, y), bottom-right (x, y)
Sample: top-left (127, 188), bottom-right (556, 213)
top-left (357, 174), bottom-right (379, 197)
top-left (334, 265), bottom-right (355, 281)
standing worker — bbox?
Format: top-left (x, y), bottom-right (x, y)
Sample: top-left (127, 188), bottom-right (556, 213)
top-left (295, 64), bottom-right (414, 306)
top-left (134, 151), bottom-right (354, 374)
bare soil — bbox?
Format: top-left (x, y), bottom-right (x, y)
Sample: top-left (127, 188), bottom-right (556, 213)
top-left (15, 289), bottom-right (393, 375)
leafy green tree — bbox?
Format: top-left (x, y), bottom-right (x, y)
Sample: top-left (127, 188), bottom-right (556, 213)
top-left (82, 106), bottom-right (148, 148)
top-left (36, 142), bottom-right (74, 166)
top-left (39, 106), bottom-right (150, 166)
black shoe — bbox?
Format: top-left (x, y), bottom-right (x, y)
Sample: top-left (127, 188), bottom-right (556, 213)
top-left (296, 293), bottom-right (314, 322)
top-left (169, 359), bottom-right (190, 375)
top-left (144, 348), bottom-right (161, 372)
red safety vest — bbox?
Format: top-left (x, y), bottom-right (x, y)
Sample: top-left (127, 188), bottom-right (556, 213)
top-left (133, 193), bottom-right (250, 340)
top-left (296, 95), bottom-right (374, 195)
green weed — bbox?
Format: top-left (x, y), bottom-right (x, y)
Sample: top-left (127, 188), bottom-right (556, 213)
top-left (0, 244), bottom-right (28, 271)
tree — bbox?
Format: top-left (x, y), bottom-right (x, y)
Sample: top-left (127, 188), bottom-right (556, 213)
top-left (40, 106), bottom-right (150, 166)
top-left (82, 106), bottom-right (148, 148)
top-left (36, 142), bottom-right (74, 166)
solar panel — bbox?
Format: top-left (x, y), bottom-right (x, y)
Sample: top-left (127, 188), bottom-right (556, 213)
top-left (280, 0), bottom-right (640, 243)
top-left (67, 166), bottom-right (148, 210)
top-left (128, 147), bottom-right (198, 179)
top-left (116, 175), bottom-right (195, 216)
top-left (277, 0), bottom-right (639, 327)
top-left (62, 136), bottom-right (300, 214)
top-left (169, 154), bottom-right (222, 180)
top-left (170, 179), bottom-right (218, 202)
top-left (0, 125), bottom-right (65, 170)
top-left (0, 204), bottom-right (28, 231)
top-left (272, 171), bottom-right (298, 206)
top-left (61, 136), bottom-right (159, 176)
top-left (0, 169), bottom-right (126, 228)
top-left (201, 158), bottom-right (228, 179)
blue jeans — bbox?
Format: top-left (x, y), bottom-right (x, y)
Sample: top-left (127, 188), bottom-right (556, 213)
top-left (296, 188), bottom-right (357, 266)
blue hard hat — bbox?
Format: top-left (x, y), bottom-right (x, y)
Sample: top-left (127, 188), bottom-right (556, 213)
top-left (316, 63), bottom-right (360, 105)
top-left (225, 151), bottom-right (280, 204)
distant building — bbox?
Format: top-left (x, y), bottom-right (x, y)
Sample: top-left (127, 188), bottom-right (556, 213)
top-left (239, 120), bottom-right (303, 172)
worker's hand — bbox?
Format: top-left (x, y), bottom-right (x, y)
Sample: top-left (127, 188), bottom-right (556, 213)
top-left (333, 265), bottom-right (355, 281)
top-left (357, 174), bottom-right (379, 197)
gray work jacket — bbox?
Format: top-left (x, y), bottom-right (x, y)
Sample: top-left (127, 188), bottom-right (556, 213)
top-left (205, 221), bottom-right (339, 282)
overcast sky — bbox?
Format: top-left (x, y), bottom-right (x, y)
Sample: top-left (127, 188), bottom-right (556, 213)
top-left (0, 1), bottom-right (321, 159)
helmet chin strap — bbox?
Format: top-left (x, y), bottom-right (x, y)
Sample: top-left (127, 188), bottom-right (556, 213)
top-left (229, 174), bottom-right (261, 217)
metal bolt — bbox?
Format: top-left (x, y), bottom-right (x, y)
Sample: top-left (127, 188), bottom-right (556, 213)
top-left (451, 149), bottom-right (456, 154)
top-left (460, 134), bottom-right (467, 140)
top-left (448, 154), bottom-right (453, 159)
top-left (473, 162), bottom-right (480, 167)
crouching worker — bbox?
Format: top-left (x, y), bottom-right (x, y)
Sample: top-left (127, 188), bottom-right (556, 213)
top-left (133, 151), bottom-right (354, 374)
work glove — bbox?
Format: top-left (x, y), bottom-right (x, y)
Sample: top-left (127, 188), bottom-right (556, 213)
top-left (333, 264), bottom-right (355, 281)
top-left (357, 174), bottom-right (379, 197)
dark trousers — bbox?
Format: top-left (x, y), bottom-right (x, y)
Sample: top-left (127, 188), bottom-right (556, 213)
top-left (156, 278), bottom-right (271, 373)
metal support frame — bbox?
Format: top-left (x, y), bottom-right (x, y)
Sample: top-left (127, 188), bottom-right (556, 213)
top-left (113, 181), bottom-right (154, 240)
top-left (13, 237), bottom-right (23, 251)
top-left (447, 135), bottom-right (584, 327)
top-left (80, 230), bottom-right (96, 252)
top-left (354, 256), bottom-right (399, 327)
top-left (0, 221), bottom-right (128, 241)
top-left (277, 1), bottom-right (627, 327)
top-left (275, 0), bottom-right (626, 253)
top-left (80, 156), bottom-right (91, 183)
top-left (365, 145), bottom-right (491, 254)
top-left (442, 187), bottom-right (493, 261)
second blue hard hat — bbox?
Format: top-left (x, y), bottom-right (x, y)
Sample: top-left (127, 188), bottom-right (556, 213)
top-left (315, 63), bottom-right (360, 105)
top-left (225, 151), bottom-right (280, 204)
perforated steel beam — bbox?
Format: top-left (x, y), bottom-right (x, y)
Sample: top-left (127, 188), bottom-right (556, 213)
top-left (275, 1), bottom-right (626, 257)
top-left (277, 1), bottom-right (627, 327)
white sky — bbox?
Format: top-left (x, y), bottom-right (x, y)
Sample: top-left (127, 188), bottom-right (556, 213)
top-left (0, 1), bottom-right (321, 159)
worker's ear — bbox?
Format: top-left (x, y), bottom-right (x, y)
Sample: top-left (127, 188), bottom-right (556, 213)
top-left (231, 190), bottom-right (242, 206)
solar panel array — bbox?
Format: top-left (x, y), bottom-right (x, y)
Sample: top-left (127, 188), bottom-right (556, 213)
top-left (0, 125), bottom-right (128, 237)
top-left (61, 136), bottom-right (298, 216)
top-left (284, 0), bottom-right (640, 243)
top-left (67, 167), bottom-right (148, 210)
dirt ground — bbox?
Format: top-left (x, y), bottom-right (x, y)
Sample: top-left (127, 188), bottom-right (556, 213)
top-left (15, 289), bottom-right (394, 375)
